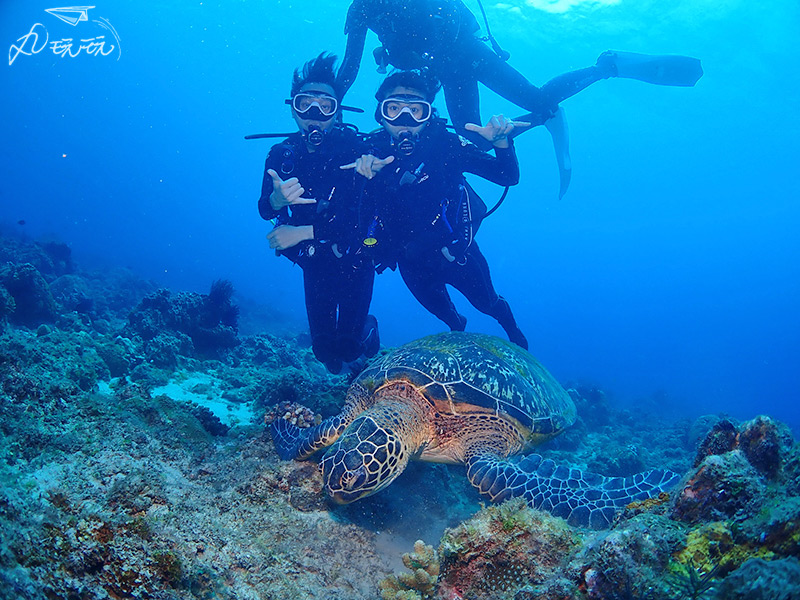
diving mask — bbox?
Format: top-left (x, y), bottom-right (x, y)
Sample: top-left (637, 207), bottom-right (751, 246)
top-left (380, 96), bottom-right (432, 124)
top-left (288, 92), bottom-right (338, 121)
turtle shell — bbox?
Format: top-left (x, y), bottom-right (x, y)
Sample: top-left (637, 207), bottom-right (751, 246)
top-left (354, 332), bottom-right (577, 436)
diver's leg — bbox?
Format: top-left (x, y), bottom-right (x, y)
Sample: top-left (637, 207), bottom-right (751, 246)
top-left (536, 66), bottom-right (608, 107)
top-left (464, 40), bottom-right (559, 125)
top-left (335, 262), bottom-right (376, 363)
top-left (303, 258), bottom-right (340, 372)
top-left (399, 260), bottom-right (466, 331)
top-left (439, 64), bottom-right (488, 149)
top-left (438, 42), bottom-right (561, 146)
top-left (452, 39), bottom-right (607, 128)
top-left (446, 244), bottom-right (528, 349)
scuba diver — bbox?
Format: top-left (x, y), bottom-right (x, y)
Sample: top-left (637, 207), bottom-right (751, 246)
top-left (258, 53), bottom-right (380, 374)
top-left (335, 0), bottom-right (703, 196)
top-left (342, 69), bottom-right (529, 349)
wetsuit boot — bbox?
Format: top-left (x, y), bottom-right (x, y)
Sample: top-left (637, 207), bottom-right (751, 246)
top-left (493, 297), bottom-right (528, 350)
top-left (312, 334), bottom-right (342, 374)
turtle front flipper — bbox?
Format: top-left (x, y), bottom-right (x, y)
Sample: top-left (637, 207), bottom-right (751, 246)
top-left (271, 415), bottom-right (347, 461)
top-left (466, 453), bottom-right (680, 529)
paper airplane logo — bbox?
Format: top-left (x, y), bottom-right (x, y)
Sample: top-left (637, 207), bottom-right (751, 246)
top-left (45, 6), bottom-right (96, 26)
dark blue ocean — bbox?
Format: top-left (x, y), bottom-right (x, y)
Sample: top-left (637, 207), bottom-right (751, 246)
top-left (2, 0), bottom-right (798, 433)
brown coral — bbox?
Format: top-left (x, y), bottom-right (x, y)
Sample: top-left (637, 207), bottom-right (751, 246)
top-left (673, 451), bottom-right (765, 524)
top-left (624, 491), bottom-right (671, 515)
top-left (379, 540), bottom-right (440, 600)
top-left (438, 498), bottom-right (580, 599)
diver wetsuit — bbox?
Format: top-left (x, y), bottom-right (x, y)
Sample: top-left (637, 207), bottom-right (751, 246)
top-left (365, 119), bottom-right (528, 349)
top-left (259, 127), bottom-right (378, 371)
top-left (337, 0), bottom-right (611, 145)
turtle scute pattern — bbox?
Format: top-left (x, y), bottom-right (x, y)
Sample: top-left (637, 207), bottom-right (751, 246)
top-left (468, 453), bottom-right (681, 528)
top-left (355, 332), bottom-right (577, 436)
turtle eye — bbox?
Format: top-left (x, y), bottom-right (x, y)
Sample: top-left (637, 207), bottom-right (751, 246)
top-left (341, 466), bottom-right (366, 490)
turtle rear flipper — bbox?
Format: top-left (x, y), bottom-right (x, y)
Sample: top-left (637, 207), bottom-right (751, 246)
top-left (467, 453), bottom-right (680, 529)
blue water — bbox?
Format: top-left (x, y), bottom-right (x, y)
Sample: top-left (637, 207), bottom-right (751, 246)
top-left (2, 0), bottom-right (798, 432)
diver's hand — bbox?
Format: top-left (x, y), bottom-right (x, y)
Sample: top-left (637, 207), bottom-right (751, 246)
top-left (464, 115), bottom-right (530, 148)
top-left (266, 225), bottom-right (313, 251)
top-left (267, 169), bottom-right (317, 210)
top-left (340, 154), bottom-right (395, 179)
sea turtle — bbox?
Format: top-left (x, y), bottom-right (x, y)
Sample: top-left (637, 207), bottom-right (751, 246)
top-left (271, 332), bottom-right (679, 528)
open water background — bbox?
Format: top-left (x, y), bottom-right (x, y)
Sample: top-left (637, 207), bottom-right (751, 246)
top-left (1, 0), bottom-right (798, 431)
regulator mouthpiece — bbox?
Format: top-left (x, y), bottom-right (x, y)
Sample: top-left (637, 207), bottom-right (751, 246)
top-left (306, 125), bottom-right (325, 147)
top-left (396, 131), bottom-right (416, 155)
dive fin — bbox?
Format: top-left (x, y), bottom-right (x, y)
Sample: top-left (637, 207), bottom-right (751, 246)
top-left (544, 107), bottom-right (572, 200)
top-left (507, 106), bottom-right (571, 199)
top-left (604, 51), bottom-right (703, 87)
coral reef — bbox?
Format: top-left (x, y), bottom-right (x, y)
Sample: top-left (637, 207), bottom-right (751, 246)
top-left (715, 557), bottom-right (800, 600)
top-left (573, 512), bottom-right (687, 599)
top-left (1, 230), bottom-right (799, 600)
top-left (673, 451), bottom-right (766, 524)
top-left (264, 400), bottom-right (321, 428)
top-left (379, 540), bottom-right (440, 600)
top-left (666, 558), bottom-right (719, 600)
top-left (674, 415), bottom-right (797, 527)
top-left (737, 416), bottom-right (794, 479)
top-left (438, 498), bottom-right (581, 599)
top-left (545, 386), bottom-right (692, 479)
top-left (0, 284), bottom-right (15, 327)
top-left (0, 262), bottom-right (58, 326)
top-left (694, 416), bottom-right (794, 481)
top-left (124, 283), bottom-right (240, 362)
top-left (694, 418), bottom-right (739, 466)
top-left (0, 235), bottom-right (74, 280)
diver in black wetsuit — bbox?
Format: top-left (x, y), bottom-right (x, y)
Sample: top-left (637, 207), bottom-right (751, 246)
top-left (259, 53), bottom-right (380, 374)
top-left (336, 0), bottom-right (703, 195)
top-left (342, 70), bottom-right (529, 349)
top-left (338, 0), bottom-right (602, 131)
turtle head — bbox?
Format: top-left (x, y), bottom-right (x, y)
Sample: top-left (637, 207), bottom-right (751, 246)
top-left (320, 414), bottom-right (409, 504)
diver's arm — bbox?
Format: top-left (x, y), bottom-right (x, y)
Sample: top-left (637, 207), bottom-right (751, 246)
top-left (340, 153), bottom-right (395, 179)
top-left (267, 225), bottom-right (314, 251)
top-left (459, 138), bottom-right (520, 186)
top-left (259, 162), bottom-right (281, 221)
top-left (459, 116), bottom-right (521, 185)
top-left (337, 23), bottom-right (368, 96)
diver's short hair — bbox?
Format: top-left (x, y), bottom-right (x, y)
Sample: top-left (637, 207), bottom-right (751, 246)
top-left (291, 53), bottom-right (342, 99)
top-left (375, 70), bottom-right (442, 103)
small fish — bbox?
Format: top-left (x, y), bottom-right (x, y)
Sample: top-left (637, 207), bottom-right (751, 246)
top-left (17, 220), bottom-right (25, 226)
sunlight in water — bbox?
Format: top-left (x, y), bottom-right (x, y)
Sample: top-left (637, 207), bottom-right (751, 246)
top-left (496, 0), bottom-right (621, 14)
